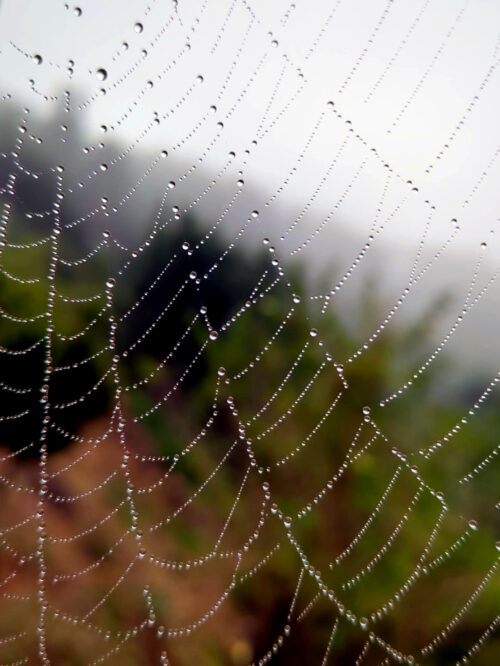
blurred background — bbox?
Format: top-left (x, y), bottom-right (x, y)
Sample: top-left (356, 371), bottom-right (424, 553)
top-left (0, 0), bottom-right (499, 664)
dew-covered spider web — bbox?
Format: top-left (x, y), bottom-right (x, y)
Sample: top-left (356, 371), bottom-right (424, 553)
top-left (0, 0), bottom-right (500, 663)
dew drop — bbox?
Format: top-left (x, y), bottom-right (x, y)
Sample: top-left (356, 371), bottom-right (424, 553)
top-left (283, 516), bottom-right (292, 528)
top-left (96, 68), bottom-right (108, 81)
top-left (134, 22), bottom-right (143, 33)
top-left (182, 241), bottom-right (190, 251)
top-left (309, 329), bottom-right (318, 338)
top-left (217, 367), bottom-right (226, 377)
top-left (33, 54), bottom-right (43, 65)
top-left (168, 181), bottom-right (176, 189)
top-left (271, 39), bottom-right (279, 48)
top-left (189, 271), bottom-right (197, 280)
top-left (161, 150), bottom-right (168, 158)
top-left (292, 294), bottom-right (301, 304)
top-left (106, 278), bottom-right (116, 289)
top-left (209, 330), bottom-right (219, 341)
top-left (100, 163), bottom-right (108, 172)
top-left (74, 6), bottom-right (82, 16)
top-left (362, 406), bottom-right (370, 415)
top-left (251, 210), bottom-right (259, 218)
top-left (468, 519), bottom-right (478, 531)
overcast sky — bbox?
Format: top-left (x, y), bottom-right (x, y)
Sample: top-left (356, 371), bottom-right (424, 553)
top-left (1, 0), bottom-right (500, 376)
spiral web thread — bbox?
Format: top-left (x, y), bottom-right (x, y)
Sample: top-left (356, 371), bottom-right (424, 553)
top-left (0, 0), bottom-right (500, 664)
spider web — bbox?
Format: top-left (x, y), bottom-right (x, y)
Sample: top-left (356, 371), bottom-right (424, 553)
top-left (0, 0), bottom-right (499, 664)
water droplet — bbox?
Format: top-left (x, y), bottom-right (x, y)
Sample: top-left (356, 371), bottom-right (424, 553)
top-left (182, 242), bottom-right (190, 251)
top-left (168, 181), bottom-right (176, 189)
top-left (196, 74), bottom-right (204, 83)
top-left (74, 6), bottom-right (82, 16)
top-left (33, 54), bottom-right (43, 65)
top-left (96, 68), bottom-right (107, 81)
top-left (106, 278), bottom-right (116, 289)
top-left (189, 271), bottom-right (197, 280)
top-left (237, 179), bottom-right (244, 187)
top-left (161, 150), bottom-right (168, 158)
top-left (468, 519), bottom-right (478, 531)
top-left (251, 210), bottom-right (259, 218)
top-left (200, 305), bottom-right (207, 315)
top-left (209, 330), bottom-right (219, 341)
top-left (134, 22), bottom-right (143, 33)
top-left (309, 329), bottom-right (318, 338)
top-left (271, 39), bottom-right (278, 48)
top-left (217, 367), bottom-right (226, 377)
top-left (293, 294), bottom-right (301, 304)
top-left (283, 516), bottom-right (292, 528)
top-left (56, 165), bottom-right (64, 173)
top-left (326, 100), bottom-right (334, 108)
top-left (100, 163), bottom-right (108, 172)
top-left (362, 406), bottom-right (370, 415)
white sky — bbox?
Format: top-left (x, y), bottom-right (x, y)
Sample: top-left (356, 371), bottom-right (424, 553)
top-left (1, 0), bottom-right (500, 374)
